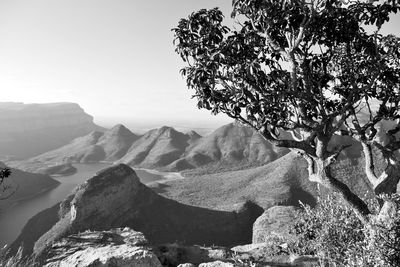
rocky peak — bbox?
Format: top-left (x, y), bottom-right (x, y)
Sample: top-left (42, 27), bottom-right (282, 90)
top-left (103, 124), bottom-right (136, 138)
top-left (42, 228), bottom-right (162, 267)
top-left (67, 164), bottom-right (142, 226)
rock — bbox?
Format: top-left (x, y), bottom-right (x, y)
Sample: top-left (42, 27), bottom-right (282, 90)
top-left (199, 261), bottom-right (234, 267)
top-left (155, 244), bottom-right (232, 266)
top-left (42, 228), bottom-right (162, 267)
top-left (252, 206), bottom-right (298, 244)
top-left (177, 264), bottom-right (196, 267)
top-left (9, 164), bottom-right (261, 262)
top-left (290, 255), bottom-right (320, 267)
top-left (231, 242), bottom-right (291, 265)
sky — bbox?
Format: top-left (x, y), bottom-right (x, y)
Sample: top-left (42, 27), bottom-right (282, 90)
top-left (0, 0), bottom-right (399, 132)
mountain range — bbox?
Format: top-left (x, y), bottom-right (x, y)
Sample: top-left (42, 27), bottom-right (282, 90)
top-left (23, 123), bottom-right (289, 174)
top-left (1, 102), bottom-right (389, 266)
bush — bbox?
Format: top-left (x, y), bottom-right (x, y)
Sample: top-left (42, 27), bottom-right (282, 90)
top-left (291, 193), bottom-right (400, 267)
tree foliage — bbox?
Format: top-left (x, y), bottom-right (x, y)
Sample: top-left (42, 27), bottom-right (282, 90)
top-left (173, 0), bottom-right (400, 223)
top-left (0, 167), bottom-right (12, 200)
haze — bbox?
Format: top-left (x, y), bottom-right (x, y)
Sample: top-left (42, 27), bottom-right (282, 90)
top-left (0, 0), bottom-right (399, 132)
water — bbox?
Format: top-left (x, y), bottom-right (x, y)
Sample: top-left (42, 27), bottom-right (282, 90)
top-left (0, 163), bottom-right (178, 247)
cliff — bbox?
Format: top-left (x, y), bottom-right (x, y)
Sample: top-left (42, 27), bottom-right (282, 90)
top-left (8, 164), bottom-right (263, 262)
top-left (0, 102), bottom-right (105, 159)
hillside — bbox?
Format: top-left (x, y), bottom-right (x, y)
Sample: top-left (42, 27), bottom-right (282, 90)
top-left (0, 162), bottom-right (60, 211)
top-left (118, 126), bottom-right (198, 168)
top-left (152, 151), bottom-right (373, 211)
top-left (30, 124), bottom-right (138, 163)
top-left (170, 123), bottom-right (289, 172)
top-left (0, 102), bottom-right (105, 159)
top-left (7, 164), bottom-right (263, 261)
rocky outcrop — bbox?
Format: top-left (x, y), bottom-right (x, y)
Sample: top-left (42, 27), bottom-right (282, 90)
top-left (30, 124), bottom-right (138, 163)
top-left (9, 164), bottom-right (263, 261)
top-left (198, 261), bottom-right (234, 267)
top-left (0, 102), bottom-right (104, 159)
top-left (42, 228), bottom-right (162, 267)
top-left (37, 229), bottom-right (320, 267)
top-left (252, 206), bottom-right (298, 244)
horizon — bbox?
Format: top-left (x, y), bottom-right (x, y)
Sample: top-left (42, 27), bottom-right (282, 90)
top-left (0, 0), bottom-right (399, 131)
top-left (0, 0), bottom-right (234, 129)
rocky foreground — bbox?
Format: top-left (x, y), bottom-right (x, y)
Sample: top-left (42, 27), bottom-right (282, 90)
top-left (5, 226), bottom-right (319, 267)
top-left (1, 163), bottom-right (322, 266)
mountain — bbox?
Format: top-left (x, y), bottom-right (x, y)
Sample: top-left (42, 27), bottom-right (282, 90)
top-left (29, 123), bottom-right (288, 172)
top-left (6, 164), bottom-right (262, 262)
top-left (30, 124), bottom-right (138, 163)
top-left (0, 162), bottom-right (60, 210)
top-left (118, 126), bottom-right (199, 169)
top-left (169, 123), bottom-right (289, 172)
top-left (0, 102), bottom-right (105, 159)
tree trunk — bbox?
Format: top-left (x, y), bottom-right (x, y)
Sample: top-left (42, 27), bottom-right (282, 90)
top-left (304, 154), bottom-right (371, 224)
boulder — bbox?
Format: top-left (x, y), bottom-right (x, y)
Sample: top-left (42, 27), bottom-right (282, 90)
top-left (252, 206), bottom-right (298, 244)
top-left (42, 227), bottom-right (162, 267)
top-left (198, 261), bottom-right (234, 267)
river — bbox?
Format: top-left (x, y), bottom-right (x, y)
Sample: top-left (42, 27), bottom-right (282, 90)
top-left (0, 163), bottom-right (180, 247)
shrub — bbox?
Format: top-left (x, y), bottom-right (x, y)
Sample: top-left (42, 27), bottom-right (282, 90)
top-left (291, 193), bottom-right (400, 267)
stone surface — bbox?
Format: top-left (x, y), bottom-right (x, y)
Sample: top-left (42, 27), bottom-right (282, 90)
top-left (177, 264), bottom-right (196, 267)
top-left (42, 228), bottom-right (162, 267)
top-left (155, 244), bottom-right (232, 266)
top-left (252, 206), bottom-right (298, 244)
top-left (198, 261), bottom-right (234, 267)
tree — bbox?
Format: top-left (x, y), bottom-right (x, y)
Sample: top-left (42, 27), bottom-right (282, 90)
top-left (173, 0), bottom-right (400, 224)
top-left (0, 167), bottom-right (12, 200)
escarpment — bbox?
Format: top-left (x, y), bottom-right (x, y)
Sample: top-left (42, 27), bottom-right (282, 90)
top-left (9, 164), bottom-right (263, 261)
top-left (0, 102), bottom-right (104, 159)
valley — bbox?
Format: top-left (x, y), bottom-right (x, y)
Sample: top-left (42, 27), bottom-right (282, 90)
top-left (0, 163), bottom-right (183, 248)
top-left (0, 102), bottom-right (391, 266)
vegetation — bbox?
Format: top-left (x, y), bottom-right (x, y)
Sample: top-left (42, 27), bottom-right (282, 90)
top-left (292, 192), bottom-right (400, 266)
top-left (0, 167), bottom-right (12, 200)
top-left (173, 0), bottom-right (400, 224)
